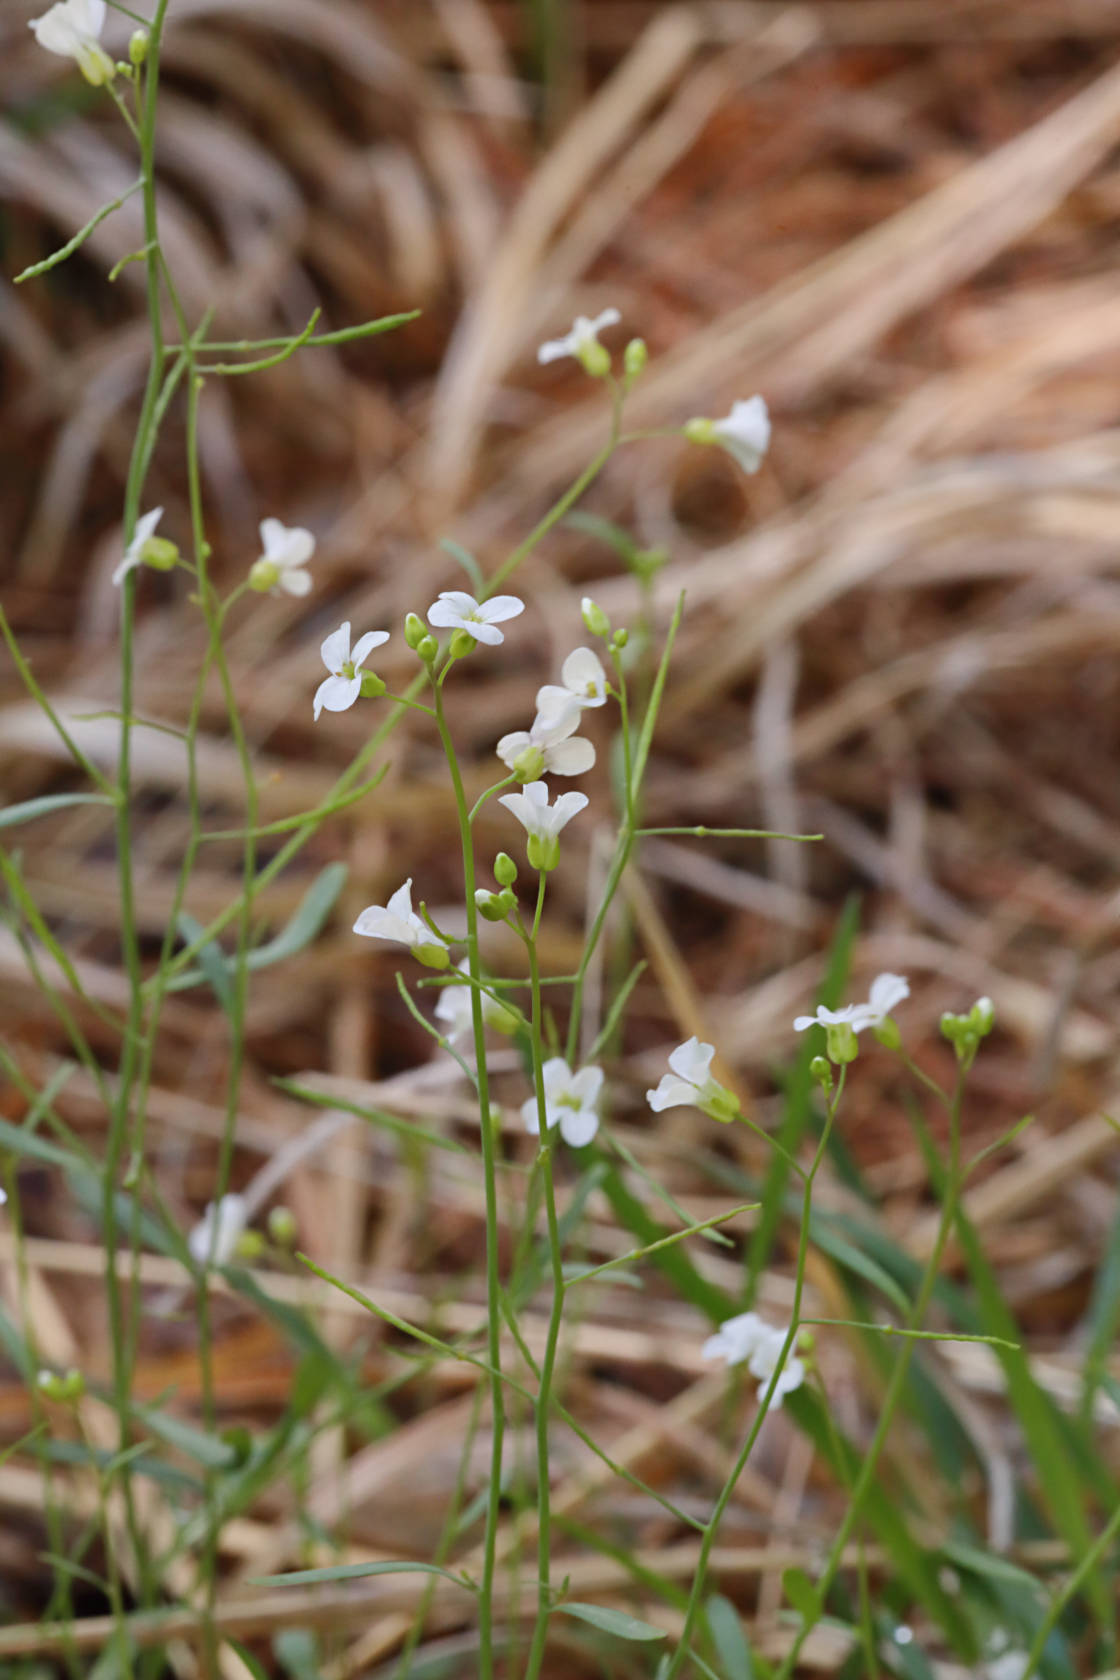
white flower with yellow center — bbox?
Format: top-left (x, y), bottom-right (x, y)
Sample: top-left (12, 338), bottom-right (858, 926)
top-left (685, 395), bottom-right (771, 475)
top-left (112, 507), bottom-right (172, 586)
top-left (188, 1192), bottom-right (248, 1267)
top-left (313, 621), bottom-right (389, 720)
top-left (535, 647), bottom-right (609, 727)
top-left (702, 1311), bottom-right (804, 1409)
top-left (249, 518), bottom-right (315, 597)
top-left (29, 0), bottom-right (115, 85)
top-left (537, 309), bottom-right (621, 376)
top-left (427, 590), bottom-right (525, 647)
top-left (434, 960), bottom-right (517, 1044)
top-left (353, 878), bottom-right (450, 969)
top-left (646, 1037), bottom-right (738, 1122)
top-left (496, 701), bottom-right (595, 781)
top-left (498, 780), bottom-right (588, 871)
top-left (521, 1057), bottom-right (603, 1148)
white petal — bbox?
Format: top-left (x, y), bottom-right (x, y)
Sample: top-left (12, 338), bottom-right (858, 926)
top-left (386, 879), bottom-right (415, 922)
top-left (535, 683), bottom-right (579, 726)
top-left (277, 566), bottom-right (312, 597)
top-left (353, 906), bottom-right (412, 943)
top-left (537, 335), bottom-right (574, 365)
top-left (351, 629), bottom-right (389, 667)
top-left (560, 1107), bottom-right (599, 1148)
top-left (867, 972), bottom-right (909, 1018)
top-left (477, 595), bottom-right (525, 625)
top-left (258, 517), bottom-right (287, 558)
top-left (30, 4), bottom-right (82, 54)
top-left (589, 307), bottom-right (621, 335)
top-left (532, 704), bottom-right (581, 746)
top-left (646, 1075), bottom-right (698, 1112)
top-left (314, 673), bottom-right (361, 716)
top-left (498, 791), bottom-right (533, 833)
top-left (82, 0), bottom-right (106, 32)
top-left (792, 1015), bottom-right (819, 1032)
top-left (667, 1037), bottom-right (714, 1085)
top-left (432, 590), bottom-right (478, 618)
top-left (560, 646), bottom-right (607, 704)
top-left (569, 1065), bottom-right (604, 1107)
top-left (274, 525), bottom-right (316, 568)
top-left (496, 730), bottom-right (531, 769)
top-left (320, 622), bottom-right (351, 672)
top-left (547, 790), bottom-right (589, 834)
top-left (520, 1095), bottom-right (543, 1135)
top-left (712, 396), bottom-right (771, 475)
top-left (540, 1057), bottom-right (574, 1099)
top-left (460, 619), bottom-right (505, 646)
top-left (543, 737), bottom-right (595, 776)
top-left (133, 506), bottom-right (164, 547)
top-left (111, 554), bottom-right (142, 587)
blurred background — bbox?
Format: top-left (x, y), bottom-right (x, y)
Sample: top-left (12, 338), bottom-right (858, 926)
top-left (4, 0), bottom-right (1120, 1643)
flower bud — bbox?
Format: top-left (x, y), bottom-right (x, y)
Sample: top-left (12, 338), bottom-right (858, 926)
top-left (581, 597), bottom-right (611, 639)
top-left (809, 1055), bottom-right (833, 1092)
top-left (623, 338), bottom-right (648, 381)
top-left (267, 1206), bottom-right (297, 1245)
top-left (476, 889), bottom-right (508, 923)
top-left (494, 852), bottom-right (517, 888)
top-left (359, 671), bottom-right (386, 699)
top-left (872, 1017), bottom-right (901, 1051)
top-left (37, 1367), bottom-right (85, 1403)
top-left (611, 627), bottom-right (629, 651)
top-left (236, 1230), bottom-right (265, 1260)
top-left (249, 558), bottom-right (280, 594)
top-left (128, 28), bottom-right (149, 65)
top-left (417, 634), bottom-right (438, 663)
top-left (970, 996), bottom-right (995, 1035)
top-left (404, 612), bottom-right (426, 650)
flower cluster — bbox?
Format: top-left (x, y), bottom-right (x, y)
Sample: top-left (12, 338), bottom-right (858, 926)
top-left (702, 1311), bottom-right (805, 1408)
top-left (795, 971), bottom-right (909, 1062)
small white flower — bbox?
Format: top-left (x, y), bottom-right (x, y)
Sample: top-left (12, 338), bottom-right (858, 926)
top-left (703, 1311), bottom-right (804, 1409)
top-left (252, 518), bottom-right (315, 597)
top-left (521, 1057), bottom-right (603, 1148)
top-left (427, 590), bottom-right (525, 647)
top-left (646, 1037), bottom-right (738, 1122)
top-left (0, 1187), bottom-right (7, 1206)
top-left (535, 647), bottom-right (609, 726)
top-left (29, 0), bottom-right (115, 85)
top-left (112, 507), bottom-right (164, 587)
top-left (313, 621), bottom-right (390, 720)
top-left (793, 972), bottom-right (909, 1035)
top-left (712, 396), bottom-right (771, 474)
top-left (497, 702), bottom-right (595, 780)
top-left (537, 308), bottom-right (621, 369)
top-left (188, 1192), bottom-right (248, 1267)
top-left (353, 878), bottom-right (450, 968)
top-left (498, 779), bottom-right (588, 871)
top-left (435, 960), bottom-right (515, 1044)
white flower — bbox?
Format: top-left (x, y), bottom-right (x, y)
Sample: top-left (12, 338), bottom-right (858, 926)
top-left (703, 1311), bottom-right (804, 1409)
top-left (0, 1187), bottom-right (7, 1206)
top-left (188, 1192), bottom-right (248, 1267)
top-left (535, 647), bottom-right (609, 726)
top-left (112, 507), bottom-right (164, 587)
top-left (646, 1037), bottom-right (737, 1123)
top-left (353, 877), bottom-right (450, 969)
top-left (313, 621), bottom-right (389, 720)
top-left (29, 0), bottom-right (115, 85)
top-left (496, 702), bottom-right (595, 780)
top-left (434, 960), bottom-right (515, 1044)
top-left (520, 1057), bottom-right (603, 1148)
top-left (250, 518), bottom-right (315, 597)
top-left (498, 779), bottom-right (588, 871)
top-left (427, 590), bottom-right (524, 647)
top-left (537, 308), bottom-right (621, 369)
top-left (794, 972), bottom-right (909, 1034)
top-left (711, 396), bottom-right (771, 474)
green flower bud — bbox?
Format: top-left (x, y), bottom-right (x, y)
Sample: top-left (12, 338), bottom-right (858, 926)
top-left (611, 627), bottom-right (629, 651)
top-left (267, 1206), bottom-right (297, 1245)
top-left (236, 1230), bottom-right (265, 1260)
top-left (809, 1055), bottom-right (833, 1092)
top-left (128, 28), bottom-right (149, 65)
top-left (970, 996), bottom-right (995, 1035)
top-left (249, 558), bottom-right (280, 594)
top-left (359, 671), bottom-right (386, 699)
top-left (497, 888), bottom-right (517, 914)
top-left (476, 890), bottom-right (508, 923)
top-left (404, 612), bottom-right (426, 650)
top-left (623, 338), bottom-right (648, 380)
top-left (581, 597), bottom-right (611, 639)
top-left (37, 1368), bottom-right (85, 1403)
top-left (494, 852), bottom-right (517, 888)
top-left (417, 634), bottom-right (438, 663)
top-left (872, 1017), bottom-right (901, 1051)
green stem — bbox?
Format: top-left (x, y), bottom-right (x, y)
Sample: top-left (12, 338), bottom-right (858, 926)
top-left (433, 684), bottom-right (506, 1680)
top-left (521, 875), bottom-right (566, 1680)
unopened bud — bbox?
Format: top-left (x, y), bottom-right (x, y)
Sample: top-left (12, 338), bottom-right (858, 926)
top-left (404, 612), bottom-right (426, 650)
top-left (611, 627), bottom-right (628, 651)
top-left (809, 1055), bottom-right (832, 1092)
top-left (494, 852), bottom-right (517, 888)
top-left (476, 889), bottom-right (507, 922)
top-left (581, 597), bottom-right (611, 639)
top-left (417, 634), bottom-right (438, 663)
top-left (267, 1206), bottom-right (297, 1245)
top-left (623, 338), bottom-right (648, 380)
top-left (970, 996), bottom-right (995, 1035)
top-left (128, 27), bottom-right (149, 65)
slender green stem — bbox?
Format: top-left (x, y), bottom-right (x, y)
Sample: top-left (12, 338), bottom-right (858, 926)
top-left (433, 684), bottom-right (506, 1680)
top-left (521, 874), bottom-right (567, 1680)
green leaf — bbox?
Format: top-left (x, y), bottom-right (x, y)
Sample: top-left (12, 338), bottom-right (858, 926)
top-left (250, 1560), bottom-right (472, 1589)
top-left (781, 1567), bottom-right (821, 1624)
top-left (0, 793), bottom-right (116, 830)
top-left (439, 537), bottom-right (485, 594)
top-left (0, 1113), bottom-right (85, 1172)
top-left (706, 1594), bottom-right (754, 1680)
top-left (176, 911), bottom-right (234, 1015)
top-left (132, 1404), bottom-right (240, 1470)
top-left (556, 1603), bottom-right (666, 1641)
top-left (167, 863), bottom-right (348, 992)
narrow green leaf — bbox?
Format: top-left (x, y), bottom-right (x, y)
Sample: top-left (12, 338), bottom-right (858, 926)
top-left (167, 863), bottom-right (348, 993)
top-left (250, 1559), bottom-right (472, 1589)
top-left (133, 1404), bottom-right (239, 1470)
top-left (14, 179), bottom-right (143, 282)
top-left (556, 1603), bottom-right (666, 1642)
top-left (439, 537), bottom-right (485, 594)
top-left (706, 1594), bottom-right (754, 1680)
top-left (781, 1567), bottom-right (821, 1624)
top-left (0, 794), bottom-right (116, 831)
top-left (176, 911), bottom-right (234, 1015)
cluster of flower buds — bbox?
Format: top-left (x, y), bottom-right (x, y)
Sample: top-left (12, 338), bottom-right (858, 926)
top-left (940, 996), bottom-right (995, 1069)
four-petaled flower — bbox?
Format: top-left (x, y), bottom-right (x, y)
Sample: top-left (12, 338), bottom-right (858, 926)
top-left (188, 1192), bottom-right (248, 1267)
top-left (537, 309), bottom-right (621, 375)
top-left (535, 647), bottom-right (609, 726)
top-left (497, 701), bottom-right (595, 781)
top-left (686, 396), bottom-right (771, 475)
top-left (521, 1057), bottom-right (603, 1148)
top-left (702, 1311), bottom-right (805, 1409)
top-left (112, 507), bottom-right (164, 587)
top-left (313, 621), bottom-right (389, 720)
top-left (427, 591), bottom-right (525, 647)
top-left (646, 1037), bottom-right (738, 1123)
top-left (29, 0), bottom-right (115, 85)
top-left (434, 960), bottom-right (517, 1044)
top-left (353, 878), bottom-right (450, 968)
top-left (498, 779), bottom-right (588, 871)
top-left (250, 518), bottom-right (315, 597)
top-left (794, 972), bottom-right (909, 1035)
